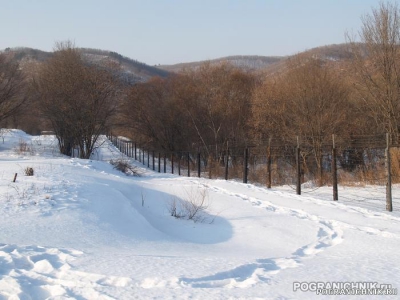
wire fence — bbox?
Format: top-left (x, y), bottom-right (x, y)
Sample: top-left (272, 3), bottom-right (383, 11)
top-left (106, 133), bottom-right (397, 212)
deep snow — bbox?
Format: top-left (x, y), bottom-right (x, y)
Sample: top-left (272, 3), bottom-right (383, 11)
top-left (0, 130), bottom-right (398, 299)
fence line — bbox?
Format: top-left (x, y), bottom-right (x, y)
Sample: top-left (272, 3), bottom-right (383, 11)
top-left (105, 133), bottom-right (395, 212)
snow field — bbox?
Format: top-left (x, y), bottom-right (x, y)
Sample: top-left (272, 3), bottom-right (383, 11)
top-left (0, 130), bottom-right (398, 299)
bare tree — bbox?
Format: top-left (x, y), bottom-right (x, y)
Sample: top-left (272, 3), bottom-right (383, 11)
top-left (252, 54), bottom-right (351, 185)
top-left (181, 63), bottom-right (254, 158)
top-left (34, 42), bottom-right (119, 158)
top-left (122, 63), bottom-right (254, 160)
top-left (0, 53), bottom-right (27, 123)
top-left (122, 75), bottom-right (190, 152)
top-left (347, 1), bottom-right (400, 142)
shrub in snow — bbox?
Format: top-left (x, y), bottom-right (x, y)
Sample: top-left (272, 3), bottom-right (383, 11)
top-left (15, 138), bottom-right (30, 154)
top-left (24, 167), bottom-right (34, 176)
top-left (110, 159), bottom-right (140, 176)
top-left (168, 187), bottom-right (210, 223)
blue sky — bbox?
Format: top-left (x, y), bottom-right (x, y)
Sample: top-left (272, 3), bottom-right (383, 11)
top-left (0, 0), bottom-right (387, 65)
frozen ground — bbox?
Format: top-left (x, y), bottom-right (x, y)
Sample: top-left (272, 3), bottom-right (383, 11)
top-left (0, 130), bottom-right (399, 299)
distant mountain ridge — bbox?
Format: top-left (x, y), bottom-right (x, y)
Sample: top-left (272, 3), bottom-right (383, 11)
top-left (2, 47), bottom-right (169, 83)
top-left (2, 43), bottom-right (354, 81)
top-left (160, 55), bottom-right (284, 72)
top-left (159, 43), bottom-right (353, 75)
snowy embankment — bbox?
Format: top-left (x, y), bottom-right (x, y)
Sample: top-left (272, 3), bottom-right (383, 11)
top-left (0, 130), bottom-right (399, 299)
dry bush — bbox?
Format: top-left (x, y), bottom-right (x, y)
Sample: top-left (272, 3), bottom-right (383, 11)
top-left (14, 138), bottom-right (31, 154)
top-left (337, 170), bottom-right (366, 187)
top-left (168, 187), bottom-right (210, 223)
top-left (390, 148), bottom-right (400, 184)
top-left (19, 139), bottom-right (29, 152)
top-left (110, 159), bottom-right (140, 176)
top-left (207, 157), bottom-right (226, 179)
top-left (337, 163), bottom-right (386, 186)
top-left (24, 167), bottom-right (34, 176)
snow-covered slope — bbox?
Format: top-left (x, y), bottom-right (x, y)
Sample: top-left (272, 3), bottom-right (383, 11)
top-left (0, 130), bottom-right (398, 299)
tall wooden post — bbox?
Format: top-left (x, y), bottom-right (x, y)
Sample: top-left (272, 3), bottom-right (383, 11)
top-left (158, 153), bottom-right (161, 173)
top-left (152, 151), bottom-right (155, 171)
top-left (208, 156), bottom-right (212, 179)
top-left (187, 152), bottom-right (190, 177)
top-left (197, 152), bottom-right (201, 178)
top-left (243, 148), bottom-right (249, 183)
top-left (267, 137), bottom-right (272, 189)
top-left (171, 155), bottom-right (174, 174)
top-left (386, 133), bottom-right (393, 212)
top-left (163, 153), bottom-right (167, 173)
top-left (296, 136), bottom-right (301, 195)
top-left (225, 148), bottom-right (229, 180)
top-left (178, 155), bottom-right (181, 176)
top-left (147, 150), bottom-right (150, 168)
top-left (332, 134), bottom-right (338, 201)
top-left (142, 149), bottom-right (145, 165)
top-left (134, 143), bottom-right (137, 160)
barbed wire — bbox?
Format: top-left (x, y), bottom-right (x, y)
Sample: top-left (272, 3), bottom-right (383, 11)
top-left (107, 133), bottom-right (398, 211)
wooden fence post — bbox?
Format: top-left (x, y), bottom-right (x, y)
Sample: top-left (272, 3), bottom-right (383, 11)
top-left (332, 134), bottom-right (338, 201)
top-left (267, 137), bottom-right (272, 189)
top-left (134, 143), bottom-right (137, 160)
top-left (164, 153), bottom-right (167, 173)
top-left (225, 148), bottom-right (229, 180)
top-left (187, 152), bottom-right (190, 177)
top-left (178, 155), bottom-right (181, 175)
top-left (296, 136), bottom-right (301, 195)
top-left (386, 133), bottom-right (393, 212)
top-left (243, 148), bottom-right (249, 183)
top-left (197, 152), bottom-right (201, 178)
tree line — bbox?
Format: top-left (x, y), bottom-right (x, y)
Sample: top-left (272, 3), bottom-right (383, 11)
top-left (0, 2), bottom-right (399, 182)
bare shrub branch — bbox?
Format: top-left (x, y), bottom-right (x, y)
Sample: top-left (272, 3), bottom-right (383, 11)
top-left (167, 186), bottom-right (210, 223)
top-left (110, 159), bottom-right (140, 176)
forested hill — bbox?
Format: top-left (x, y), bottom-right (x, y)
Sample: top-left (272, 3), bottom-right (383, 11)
top-left (3, 43), bottom-right (354, 81)
top-left (160, 43), bottom-right (354, 75)
top-left (159, 55), bottom-right (284, 72)
top-left (2, 47), bottom-right (169, 83)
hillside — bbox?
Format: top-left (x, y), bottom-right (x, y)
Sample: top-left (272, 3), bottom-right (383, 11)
top-left (160, 55), bottom-right (284, 73)
top-left (160, 43), bottom-right (354, 75)
top-left (2, 47), bottom-right (169, 83)
top-left (258, 43), bottom-right (355, 77)
top-left (2, 43), bottom-right (354, 79)
top-left (0, 130), bottom-right (399, 299)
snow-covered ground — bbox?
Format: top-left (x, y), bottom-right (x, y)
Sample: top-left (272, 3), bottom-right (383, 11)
top-left (0, 130), bottom-right (399, 299)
